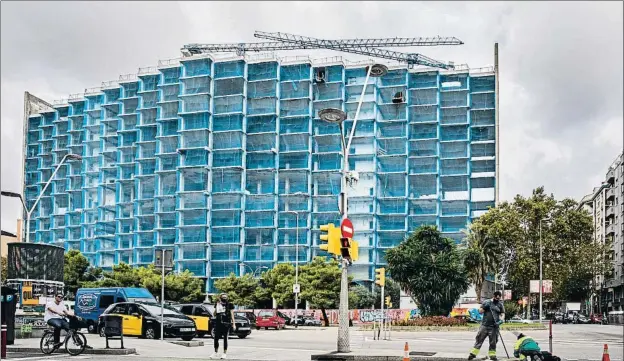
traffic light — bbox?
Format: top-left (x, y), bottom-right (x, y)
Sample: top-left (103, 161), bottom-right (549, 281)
top-left (375, 267), bottom-right (385, 287)
top-left (385, 296), bottom-right (391, 307)
top-left (319, 223), bottom-right (341, 256)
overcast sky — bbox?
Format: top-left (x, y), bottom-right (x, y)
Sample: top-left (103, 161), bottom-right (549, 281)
top-left (1, 1), bottom-right (622, 233)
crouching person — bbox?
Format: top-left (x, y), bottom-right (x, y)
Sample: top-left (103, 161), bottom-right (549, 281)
top-left (513, 332), bottom-right (543, 361)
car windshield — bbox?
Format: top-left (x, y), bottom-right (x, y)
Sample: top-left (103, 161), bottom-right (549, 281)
top-left (140, 303), bottom-right (182, 316)
top-left (258, 311), bottom-right (273, 317)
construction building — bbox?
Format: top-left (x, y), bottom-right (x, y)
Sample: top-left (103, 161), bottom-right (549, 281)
top-left (579, 151), bottom-right (624, 313)
top-left (21, 41), bottom-right (498, 292)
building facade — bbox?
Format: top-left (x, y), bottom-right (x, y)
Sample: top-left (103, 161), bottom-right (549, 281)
top-left (22, 53), bottom-right (497, 292)
top-left (579, 152), bottom-right (624, 312)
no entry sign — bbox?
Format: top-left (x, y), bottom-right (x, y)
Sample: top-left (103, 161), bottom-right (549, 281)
top-left (341, 218), bottom-right (354, 238)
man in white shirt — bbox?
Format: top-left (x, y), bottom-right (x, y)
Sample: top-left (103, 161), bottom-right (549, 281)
top-left (44, 293), bottom-right (73, 346)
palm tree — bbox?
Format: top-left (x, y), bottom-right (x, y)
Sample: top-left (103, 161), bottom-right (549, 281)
top-left (463, 224), bottom-right (501, 302)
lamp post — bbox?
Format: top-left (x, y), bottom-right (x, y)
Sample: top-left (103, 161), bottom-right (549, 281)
top-left (4, 153), bottom-right (82, 244)
top-left (539, 216), bottom-right (551, 322)
top-left (319, 63), bottom-right (388, 353)
top-left (285, 210), bottom-right (302, 328)
top-left (242, 264), bottom-right (268, 278)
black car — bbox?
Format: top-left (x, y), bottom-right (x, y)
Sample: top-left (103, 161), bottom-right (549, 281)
top-left (234, 311), bottom-right (257, 329)
top-left (98, 302), bottom-right (196, 341)
top-left (175, 303), bottom-right (252, 339)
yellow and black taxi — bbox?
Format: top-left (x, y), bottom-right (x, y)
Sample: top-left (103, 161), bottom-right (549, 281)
top-left (97, 302), bottom-right (196, 341)
top-left (175, 303), bottom-right (252, 339)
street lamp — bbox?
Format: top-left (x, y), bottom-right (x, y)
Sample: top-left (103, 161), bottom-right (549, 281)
top-left (242, 264), bottom-right (268, 278)
top-left (539, 216), bottom-right (551, 322)
top-left (284, 210), bottom-right (302, 328)
top-left (319, 63), bottom-right (387, 353)
top-left (7, 153), bottom-right (82, 244)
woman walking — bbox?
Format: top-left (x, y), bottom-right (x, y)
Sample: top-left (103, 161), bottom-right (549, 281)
top-left (210, 293), bottom-right (236, 359)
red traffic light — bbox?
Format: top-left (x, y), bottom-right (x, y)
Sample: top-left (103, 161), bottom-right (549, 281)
top-left (340, 237), bottom-right (350, 248)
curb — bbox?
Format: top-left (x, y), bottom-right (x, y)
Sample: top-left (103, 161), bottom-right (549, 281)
top-left (7, 346), bottom-right (137, 355)
top-left (311, 355), bottom-right (621, 361)
top-left (168, 340), bottom-right (205, 347)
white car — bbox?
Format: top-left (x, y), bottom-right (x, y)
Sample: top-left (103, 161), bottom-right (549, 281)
top-left (507, 316), bottom-right (533, 324)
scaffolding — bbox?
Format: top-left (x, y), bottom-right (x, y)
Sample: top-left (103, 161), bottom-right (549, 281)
top-left (25, 53), bottom-right (496, 290)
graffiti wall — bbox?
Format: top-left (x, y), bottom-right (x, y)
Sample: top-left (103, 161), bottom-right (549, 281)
top-left (248, 308), bottom-right (422, 325)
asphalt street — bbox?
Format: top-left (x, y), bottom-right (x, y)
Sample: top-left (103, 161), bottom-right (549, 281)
top-left (7, 324), bottom-right (623, 361)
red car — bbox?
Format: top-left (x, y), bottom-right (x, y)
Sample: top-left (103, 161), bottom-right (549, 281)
top-left (255, 310), bottom-right (286, 330)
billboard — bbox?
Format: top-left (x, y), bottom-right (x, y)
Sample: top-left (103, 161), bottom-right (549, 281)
top-left (530, 280), bottom-right (553, 293)
top-left (7, 243), bottom-right (65, 282)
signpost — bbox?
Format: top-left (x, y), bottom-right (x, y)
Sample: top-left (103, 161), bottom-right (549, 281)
top-left (340, 218), bottom-right (354, 238)
top-left (154, 249), bottom-right (173, 341)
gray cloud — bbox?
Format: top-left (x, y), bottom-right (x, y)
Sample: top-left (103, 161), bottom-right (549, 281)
top-left (2, 1), bottom-right (622, 233)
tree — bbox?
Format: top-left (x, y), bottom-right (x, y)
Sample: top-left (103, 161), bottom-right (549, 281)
top-left (86, 263), bottom-right (204, 303)
top-left (299, 257), bottom-right (344, 326)
top-left (386, 226), bottom-right (469, 316)
top-left (214, 273), bottom-right (263, 308)
top-left (479, 187), bottom-right (611, 306)
top-left (1, 257), bottom-right (7, 285)
top-left (260, 263), bottom-right (295, 307)
top-left (63, 250), bottom-right (102, 299)
top-left (349, 285), bottom-right (375, 309)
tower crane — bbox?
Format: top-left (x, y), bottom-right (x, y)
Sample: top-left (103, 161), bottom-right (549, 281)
top-left (254, 31), bottom-right (455, 69)
top-left (182, 31), bottom-right (461, 70)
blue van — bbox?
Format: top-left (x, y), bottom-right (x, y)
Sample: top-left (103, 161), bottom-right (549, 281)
top-left (75, 287), bottom-right (156, 333)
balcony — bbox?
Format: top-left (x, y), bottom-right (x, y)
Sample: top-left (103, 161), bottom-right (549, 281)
top-left (606, 187), bottom-right (615, 201)
top-left (606, 222), bottom-right (615, 235)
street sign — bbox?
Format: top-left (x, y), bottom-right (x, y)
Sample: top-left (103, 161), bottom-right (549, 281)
top-left (530, 280), bottom-right (553, 293)
top-left (503, 290), bottom-right (512, 300)
top-left (293, 284), bottom-right (300, 294)
top-left (155, 249), bottom-right (174, 270)
top-left (341, 218), bottom-right (354, 238)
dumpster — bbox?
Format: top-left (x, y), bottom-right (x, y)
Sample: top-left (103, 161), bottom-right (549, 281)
top-left (1, 287), bottom-right (18, 346)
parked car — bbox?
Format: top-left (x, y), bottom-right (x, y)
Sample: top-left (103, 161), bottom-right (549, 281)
top-left (302, 316), bottom-right (322, 326)
top-left (573, 314), bottom-right (591, 324)
top-left (175, 303), bottom-right (252, 339)
top-left (507, 316), bottom-right (533, 324)
top-left (277, 311), bottom-right (291, 327)
top-left (256, 310), bottom-right (286, 330)
top-left (235, 311), bottom-right (257, 329)
top-left (76, 287), bottom-right (156, 334)
top-left (98, 301), bottom-right (196, 341)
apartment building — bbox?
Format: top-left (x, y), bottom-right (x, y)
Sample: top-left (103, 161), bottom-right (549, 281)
top-left (580, 152), bottom-right (624, 312)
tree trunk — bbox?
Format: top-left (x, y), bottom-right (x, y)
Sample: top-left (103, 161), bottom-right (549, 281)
top-left (475, 279), bottom-right (484, 303)
top-left (320, 307), bottom-right (330, 327)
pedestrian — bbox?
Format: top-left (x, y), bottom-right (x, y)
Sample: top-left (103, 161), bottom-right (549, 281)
top-left (468, 290), bottom-right (505, 360)
top-left (512, 331), bottom-right (543, 361)
top-left (210, 293), bottom-right (236, 359)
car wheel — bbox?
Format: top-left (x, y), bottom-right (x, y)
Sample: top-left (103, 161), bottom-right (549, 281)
top-left (181, 335), bottom-right (194, 341)
top-left (237, 334), bottom-right (247, 339)
top-left (87, 322), bottom-right (97, 334)
top-left (144, 326), bottom-right (156, 340)
top-left (256, 326), bottom-right (260, 330)
top-left (265, 327), bottom-right (269, 330)
top-left (99, 326), bottom-right (106, 338)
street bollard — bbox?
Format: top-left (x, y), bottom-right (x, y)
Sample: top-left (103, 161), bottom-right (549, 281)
top-left (549, 319), bottom-right (553, 354)
top-left (1, 323), bottom-right (7, 359)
